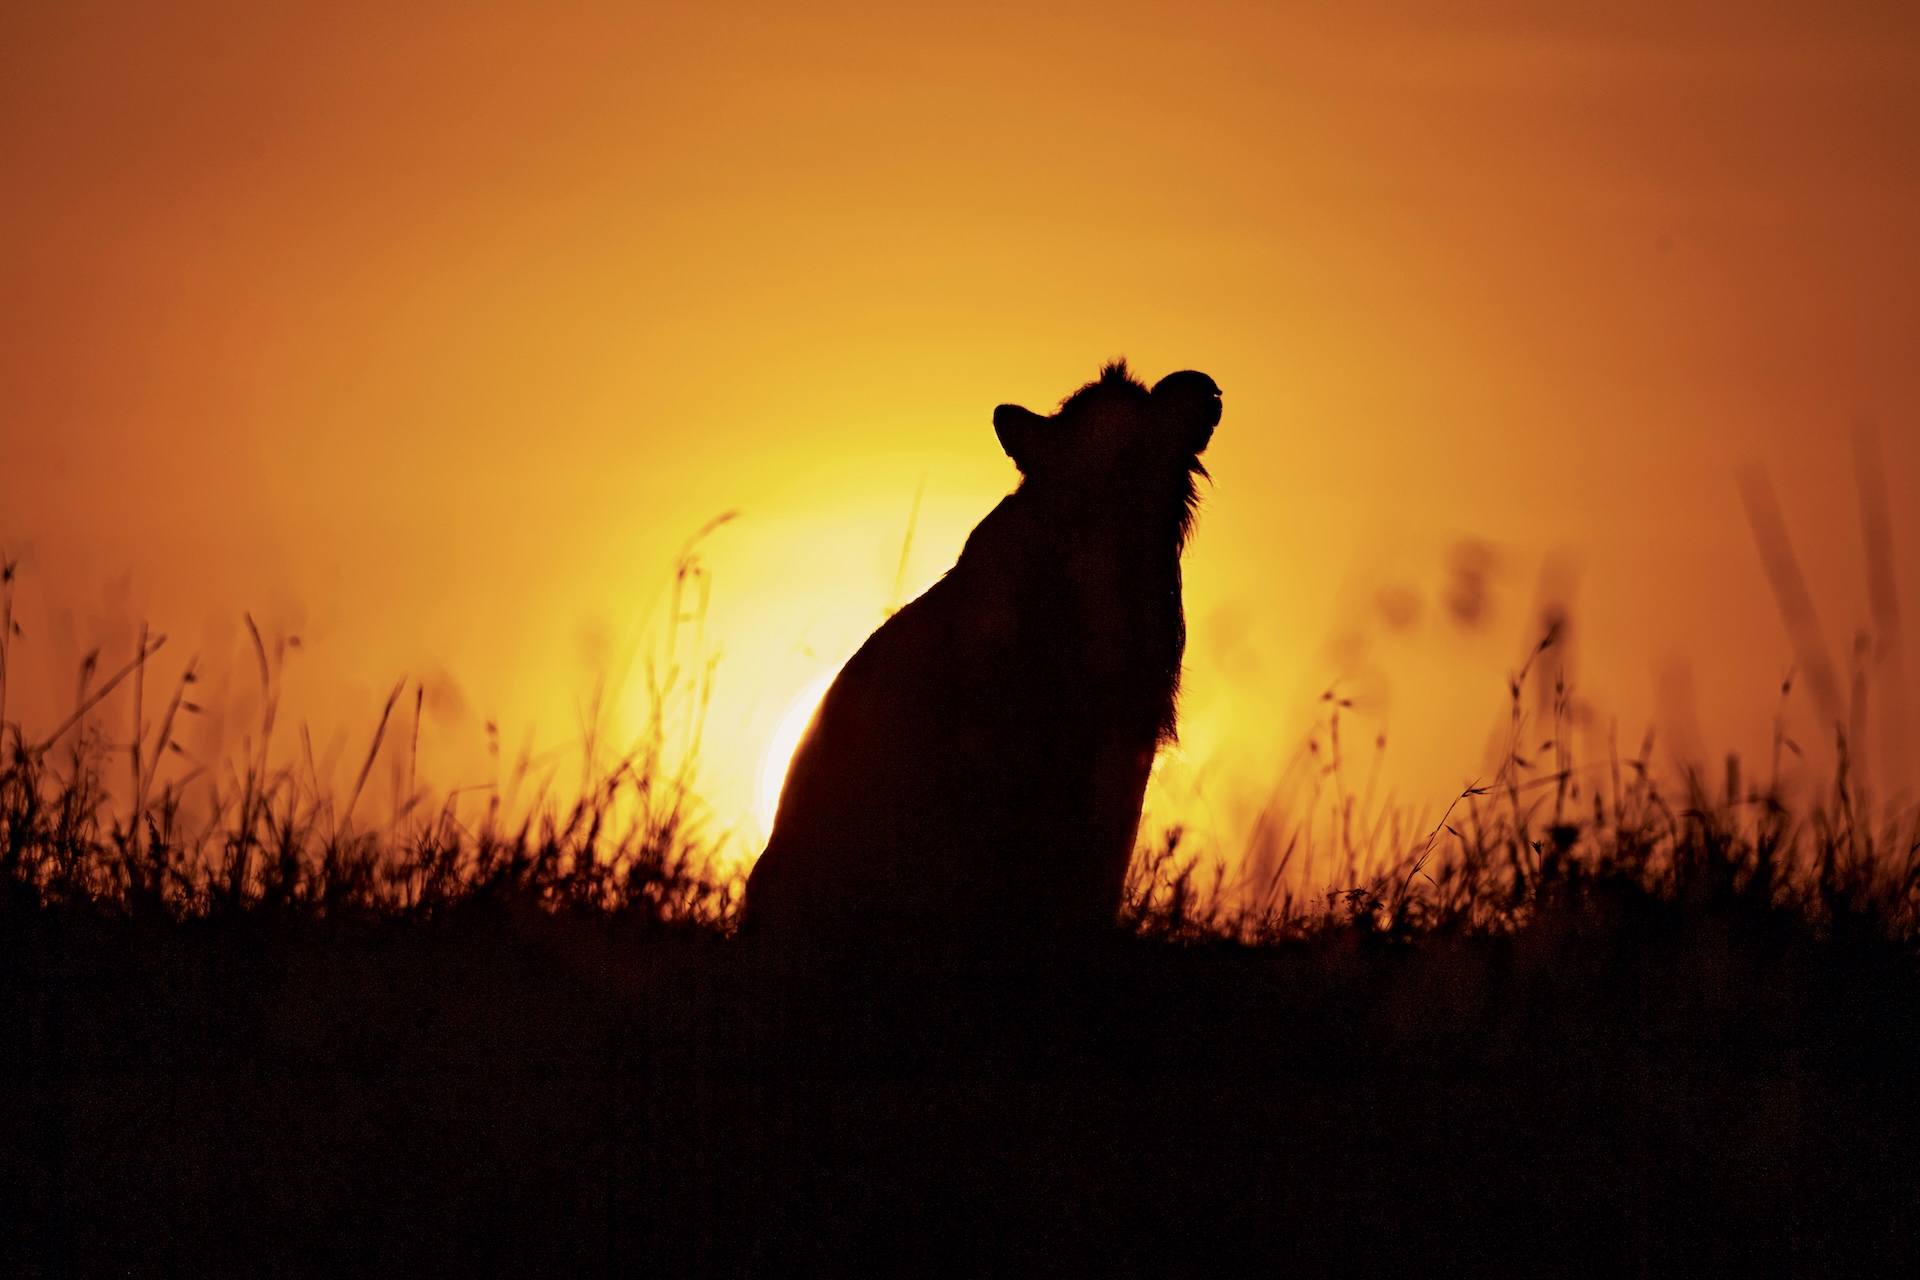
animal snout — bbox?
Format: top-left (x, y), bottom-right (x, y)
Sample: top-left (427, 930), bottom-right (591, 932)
top-left (1151, 370), bottom-right (1222, 449)
top-left (1153, 370), bottom-right (1219, 401)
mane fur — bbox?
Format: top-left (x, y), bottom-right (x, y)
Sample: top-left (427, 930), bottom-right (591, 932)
top-left (1050, 357), bottom-right (1209, 555)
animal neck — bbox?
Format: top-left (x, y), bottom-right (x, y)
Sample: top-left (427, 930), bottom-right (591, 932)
top-left (1015, 469), bottom-right (1202, 557)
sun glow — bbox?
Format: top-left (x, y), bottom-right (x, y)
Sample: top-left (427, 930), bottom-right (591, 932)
top-left (755, 670), bottom-right (839, 839)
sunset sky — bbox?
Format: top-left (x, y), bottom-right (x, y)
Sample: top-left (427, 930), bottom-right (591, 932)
top-left (3, 0), bottom-right (1917, 868)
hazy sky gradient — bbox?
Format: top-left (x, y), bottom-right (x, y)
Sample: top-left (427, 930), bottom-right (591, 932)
top-left (3, 0), bottom-right (1917, 861)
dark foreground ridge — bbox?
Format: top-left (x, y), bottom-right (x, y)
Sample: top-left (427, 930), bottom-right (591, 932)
top-left (4, 888), bottom-right (1918, 1278)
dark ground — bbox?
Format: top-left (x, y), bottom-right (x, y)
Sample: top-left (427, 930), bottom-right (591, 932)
top-left (3, 895), bottom-right (1917, 1278)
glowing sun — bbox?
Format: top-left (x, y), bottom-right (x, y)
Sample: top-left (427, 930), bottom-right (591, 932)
top-left (755, 670), bottom-right (838, 836)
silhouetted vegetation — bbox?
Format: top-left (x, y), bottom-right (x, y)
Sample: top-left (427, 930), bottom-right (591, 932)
top-left (1125, 630), bottom-right (1920, 949)
top-left (4, 560), bottom-right (1919, 1274)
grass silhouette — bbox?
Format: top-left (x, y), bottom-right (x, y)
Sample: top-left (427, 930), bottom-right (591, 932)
top-left (1127, 629), bottom-right (1920, 948)
top-left (4, 555), bottom-right (1920, 1275)
top-left (8, 584), bottom-right (1914, 947)
top-left (0, 547), bottom-right (738, 928)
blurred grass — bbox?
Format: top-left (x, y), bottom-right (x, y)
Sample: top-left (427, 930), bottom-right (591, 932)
top-left (1125, 625), bottom-right (1920, 947)
top-left (0, 549), bottom-right (738, 929)
top-left (5, 541), bottom-right (1919, 949)
top-left (6, 556), bottom-right (1920, 1276)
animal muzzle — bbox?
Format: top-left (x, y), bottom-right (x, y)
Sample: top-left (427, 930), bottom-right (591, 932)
top-left (1150, 370), bottom-right (1222, 455)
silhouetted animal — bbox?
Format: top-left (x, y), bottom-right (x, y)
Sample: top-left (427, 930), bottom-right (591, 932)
top-left (743, 361), bottom-right (1221, 946)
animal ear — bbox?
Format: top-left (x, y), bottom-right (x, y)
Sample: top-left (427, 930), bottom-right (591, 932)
top-left (993, 404), bottom-right (1048, 472)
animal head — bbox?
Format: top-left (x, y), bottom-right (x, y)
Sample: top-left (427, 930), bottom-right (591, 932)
top-left (992, 361), bottom-right (1220, 529)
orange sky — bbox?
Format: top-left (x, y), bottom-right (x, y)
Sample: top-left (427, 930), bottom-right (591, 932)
top-left (3, 0), bottom-right (1918, 869)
